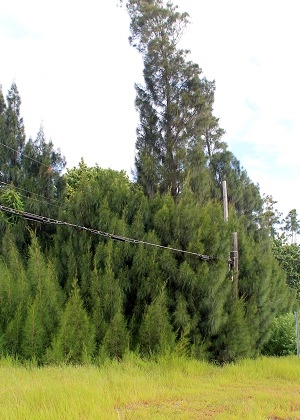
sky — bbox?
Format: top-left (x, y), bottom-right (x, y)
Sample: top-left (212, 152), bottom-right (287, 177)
top-left (0, 0), bottom-right (299, 218)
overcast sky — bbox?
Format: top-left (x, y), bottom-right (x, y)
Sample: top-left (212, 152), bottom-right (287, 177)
top-left (1, 0), bottom-right (299, 218)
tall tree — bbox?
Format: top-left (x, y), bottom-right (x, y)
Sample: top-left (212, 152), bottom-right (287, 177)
top-left (101, 310), bottom-right (129, 359)
top-left (0, 82), bottom-right (25, 185)
top-left (0, 231), bottom-right (28, 355)
top-left (0, 85), bottom-right (6, 182)
top-left (0, 84), bottom-right (6, 115)
top-left (46, 280), bottom-right (95, 364)
top-left (282, 209), bottom-right (300, 244)
top-left (209, 150), bottom-right (262, 224)
top-left (138, 289), bottom-right (175, 356)
top-left (260, 194), bottom-right (282, 237)
top-left (22, 233), bottom-right (63, 360)
top-left (127, 0), bottom-right (223, 199)
top-left (21, 124), bottom-right (66, 213)
top-left (273, 236), bottom-right (300, 295)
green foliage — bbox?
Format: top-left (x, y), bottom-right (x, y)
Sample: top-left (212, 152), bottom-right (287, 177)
top-left (21, 300), bottom-right (46, 361)
top-left (262, 313), bottom-right (296, 356)
top-left (0, 187), bottom-right (23, 211)
top-left (210, 294), bottom-right (251, 363)
top-left (0, 83), bottom-right (66, 253)
top-left (0, 5), bottom-right (294, 366)
top-left (209, 150), bottom-right (262, 223)
top-left (21, 124), bottom-right (66, 215)
top-left (260, 194), bottom-right (282, 237)
top-left (138, 289), bottom-right (175, 357)
top-left (22, 233), bottom-right (63, 361)
top-left (46, 280), bottom-right (95, 364)
top-left (238, 227), bottom-right (291, 353)
top-left (101, 311), bottom-right (129, 359)
top-left (272, 236), bottom-right (300, 297)
top-left (0, 232), bottom-right (28, 355)
top-left (0, 187), bottom-right (24, 225)
top-left (91, 240), bottom-right (124, 347)
top-left (128, 0), bottom-right (224, 199)
top-left (282, 209), bottom-right (300, 244)
top-left (0, 83), bottom-right (25, 185)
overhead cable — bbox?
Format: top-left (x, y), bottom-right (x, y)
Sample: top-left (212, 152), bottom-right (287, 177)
top-left (0, 180), bottom-right (60, 208)
top-left (0, 204), bottom-right (215, 261)
top-left (0, 141), bottom-right (51, 169)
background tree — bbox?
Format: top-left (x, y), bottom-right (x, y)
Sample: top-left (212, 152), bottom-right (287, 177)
top-left (282, 209), bottom-right (300, 244)
top-left (262, 313), bottom-right (296, 356)
top-left (0, 82), bottom-right (25, 185)
top-left (209, 150), bottom-right (262, 224)
top-left (0, 84), bottom-right (66, 252)
top-left (260, 194), bottom-right (282, 237)
top-left (21, 124), bottom-right (66, 215)
top-left (273, 236), bottom-right (300, 295)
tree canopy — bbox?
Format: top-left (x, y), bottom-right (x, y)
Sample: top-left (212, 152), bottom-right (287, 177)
top-left (0, 0), bottom-right (298, 364)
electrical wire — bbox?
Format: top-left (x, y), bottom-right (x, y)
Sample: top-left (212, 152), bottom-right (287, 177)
top-left (0, 204), bottom-right (216, 261)
top-left (0, 142), bottom-right (217, 261)
top-left (0, 181), bottom-right (60, 208)
top-left (0, 141), bottom-right (52, 169)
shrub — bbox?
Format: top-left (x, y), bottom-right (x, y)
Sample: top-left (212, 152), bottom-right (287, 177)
top-left (262, 313), bottom-right (296, 356)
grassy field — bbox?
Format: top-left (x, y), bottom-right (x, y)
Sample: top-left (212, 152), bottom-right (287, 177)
top-left (0, 354), bottom-right (300, 419)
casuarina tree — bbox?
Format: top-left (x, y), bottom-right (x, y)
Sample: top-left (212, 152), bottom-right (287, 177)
top-left (126, 0), bottom-right (223, 200)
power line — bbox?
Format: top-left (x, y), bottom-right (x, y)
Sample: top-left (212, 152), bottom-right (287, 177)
top-left (0, 181), bottom-right (60, 208)
top-left (0, 204), bottom-right (216, 261)
top-left (0, 141), bottom-right (51, 169)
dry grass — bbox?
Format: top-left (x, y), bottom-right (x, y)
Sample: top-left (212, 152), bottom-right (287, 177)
top-left (0, 355), bottom-right (300, 419)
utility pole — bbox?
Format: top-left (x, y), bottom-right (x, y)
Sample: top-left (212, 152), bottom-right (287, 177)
top-left (232, 231), bottom-right (238, 293)
top-left (223, 180), bottom-right (231, 273)
top-left (223, 180), bottom-right (239, 290)
top-left (295, 311), bottom-right (299, 357)
top-left (222, 181), bottom-right (228, 223)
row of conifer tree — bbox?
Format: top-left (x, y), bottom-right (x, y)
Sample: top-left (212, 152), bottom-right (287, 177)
top-left (0, 0), bottom-right (298, 364)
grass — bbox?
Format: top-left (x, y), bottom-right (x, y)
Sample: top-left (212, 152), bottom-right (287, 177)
top-left (0, 354), bottom-right (300, 419)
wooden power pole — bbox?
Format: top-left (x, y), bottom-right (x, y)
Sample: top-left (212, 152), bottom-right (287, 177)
top-left (232, 231), bottom-right (238, 292)
top-left (222, 181), bottom-right (228, 223)
top-left (296, 311), bottom-right (300, 357)
top-left (223, 180), bottom-right (239, 291)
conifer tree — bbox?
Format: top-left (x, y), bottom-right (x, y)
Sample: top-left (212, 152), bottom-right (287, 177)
top-left (209, 150), bottom-right (262, 222)
top-left (0, 82), bottom-right (25, 185)
top-left (46, 280), bottom-right (94, 364)
top-left (282, 209), bottom-right (300, 244)
top-left (21, 299), bottom-right (46, 360)
top-left (260, 194), bottom-right (282, 237)
top-left (210, 294), bottom-right (251, 363)
top-left (91, 240), bottom-right (123, 348)
top-left (1, 231), bottom-right (28, 355)
top-left (0, 84), bottom-right (6, 115)
top-left (0, 85), bottom-right (6, 159)
top-left (21, 124), bottom-right (66, 215)
top-left (272, 237), bottom-right (300, 294)
top-left (126, 0), bottom-right (223, 199)
top-left (138, 289), bottom-right (175, 356)
top-left (238, 225), bottom-right (292, 353)
top-left (129, 229), bottom-right (166, 342)
top-left (22, 233), bottom-right (63, 360)
top-left (102, 311), bottom-right (129, 359)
